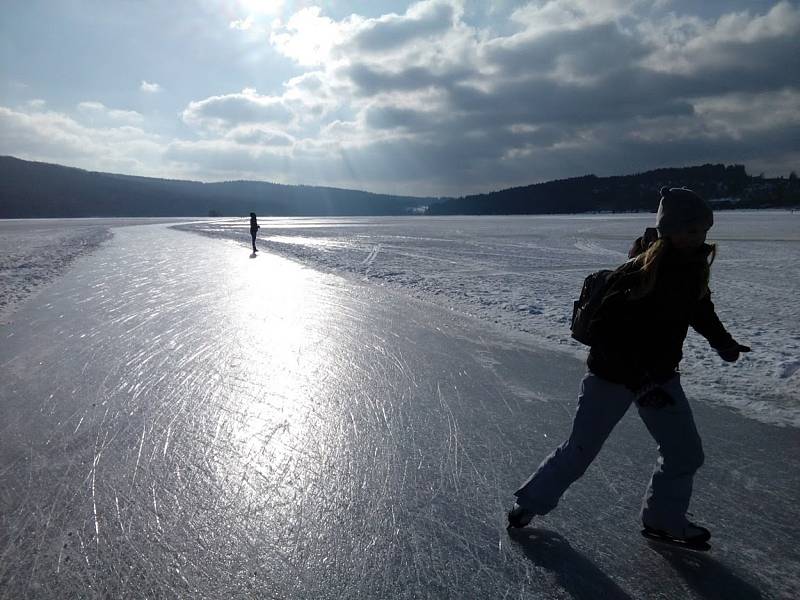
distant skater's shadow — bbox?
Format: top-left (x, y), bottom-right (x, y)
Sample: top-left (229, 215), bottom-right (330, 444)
top-left (508, 528), bottom-right (633, 600)
top-left (646, 542), bottom-right (763, 599)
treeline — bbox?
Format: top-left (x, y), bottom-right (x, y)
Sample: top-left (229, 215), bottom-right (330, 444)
top-left (427, 164), bottom-right (800, 215)
top-left (2, 156), bottom-right (798, 219)
top-left (0, 156), bottom-right (433, 218)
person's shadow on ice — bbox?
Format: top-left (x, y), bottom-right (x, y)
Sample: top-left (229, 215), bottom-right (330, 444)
top-left (508, 528), bottom-right (633, 599)
top-left (648, 543), bottom-right (763, 599)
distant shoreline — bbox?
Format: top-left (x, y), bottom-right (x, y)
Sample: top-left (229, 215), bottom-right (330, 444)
top-left (3, 206), bottom-right (798, 221)
top-left (3, 156), bottom-right (797, 218)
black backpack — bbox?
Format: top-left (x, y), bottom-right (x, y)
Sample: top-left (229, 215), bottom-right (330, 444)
top-left (570, 269), bottom-right (618, 346)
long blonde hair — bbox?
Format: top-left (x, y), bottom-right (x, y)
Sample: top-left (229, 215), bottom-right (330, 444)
top-left (626, 238), bottom-right (716, 299)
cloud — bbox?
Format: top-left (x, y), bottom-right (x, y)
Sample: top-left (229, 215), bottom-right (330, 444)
top-left (269, 7), bottom-right (350, 67)
top-left (691, 89), bottom-right (800, 139)
top-left (281, 71), bottom-right (346, 124)
top-left (226, 125), bottom-right (295, 146)
top-left (5, 1), bottom-right (799, 196)
top-left (365, 105), bottom-right (440, 132)
top-left (344, 62), bottom-right (471, 96)
top-left (509, 0), bottom-right (642, 38)
top-left (482, 21), bottom-right (650, 83)
top-left (348, 0), bottom-right (458, 53)
top-left (77, 101), bottom-right (144, 124)
top-left (140, 80), bottom-right (162, 93)
top-left (163, 138), bottom-right (298, 183)
top-left (640, 1), bottom-right (800, 74)
top-left (290, 1), bottom-right (799, 192)
top-left (182, 88), bottom-right (293, 132)
top-left (0, 105), bottom-right (164, 175)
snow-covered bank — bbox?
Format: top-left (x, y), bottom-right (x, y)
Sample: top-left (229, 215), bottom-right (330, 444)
top-left (0, 220), bottom-right (112, 323)
top-left (175, 212), bottom-right (800, 428)
top-left (0, 218), bottom-right (205, 324)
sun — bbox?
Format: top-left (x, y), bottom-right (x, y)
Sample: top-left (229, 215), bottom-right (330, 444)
top-left (237, 0), bottom-right (285, 18)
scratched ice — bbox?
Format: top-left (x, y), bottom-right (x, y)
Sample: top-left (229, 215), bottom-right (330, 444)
top-left (178, 212), bottom-right (800, 428)
top-left (1, 221), bottom-right (798, 598)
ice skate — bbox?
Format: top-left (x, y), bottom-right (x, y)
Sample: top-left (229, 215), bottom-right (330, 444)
top-left (641, 521), bottom-right (711, 551)
top-left (507, 503), bottom-right (534, 529)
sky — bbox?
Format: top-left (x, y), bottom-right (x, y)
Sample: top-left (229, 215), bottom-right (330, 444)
top-left (1, 0), bottom-right (799, 197)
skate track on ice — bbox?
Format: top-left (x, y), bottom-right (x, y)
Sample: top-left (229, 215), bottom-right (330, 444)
top-left (1, 224), bottom-right (797, 598)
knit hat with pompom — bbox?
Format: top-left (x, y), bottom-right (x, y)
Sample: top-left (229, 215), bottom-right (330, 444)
top-left (655, 187), bottom-right (713, 236)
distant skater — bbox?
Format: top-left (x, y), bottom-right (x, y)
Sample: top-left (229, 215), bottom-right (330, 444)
top-left (250, 212), bottom-right (260, 253)
top-left (508, 187), bottom-right (750, 548)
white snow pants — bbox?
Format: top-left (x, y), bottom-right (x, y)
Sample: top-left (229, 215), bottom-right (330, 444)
top-left (514, 372), bottom-right (705, 532)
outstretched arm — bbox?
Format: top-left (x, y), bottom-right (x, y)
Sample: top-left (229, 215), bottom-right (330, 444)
top-left (690, 292), bottom-right (750, 361)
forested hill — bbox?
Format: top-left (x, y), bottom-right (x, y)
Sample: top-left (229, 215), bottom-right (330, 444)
top-left (2, 157), bottom-right (798, 218)
top-left (0, 156), bottom-right (434, 218)
top-left (427, 164), bottom-right (799, 215)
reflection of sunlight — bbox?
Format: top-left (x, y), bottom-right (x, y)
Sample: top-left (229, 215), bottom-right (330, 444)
top-left (223, 249), bottom-right (334, 463)
top-left (265, 235), bottom-right (350, 248)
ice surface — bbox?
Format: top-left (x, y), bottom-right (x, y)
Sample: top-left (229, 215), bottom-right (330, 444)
top-left (1, 223), bottom-right (798, 598)
top-left (0, 218), bottom-right (202, 325)
top-left (176, 212), bottom-right (800, 428)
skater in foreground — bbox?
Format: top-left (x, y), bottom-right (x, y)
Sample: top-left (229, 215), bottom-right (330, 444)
top-left (250, 212), bottom-right (260, 253)
top-left (508, 187), bottom-right (750, 549)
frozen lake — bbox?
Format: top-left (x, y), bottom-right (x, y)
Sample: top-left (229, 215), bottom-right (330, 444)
top-left (1, 216), bottom-right (798, 598)
top-left (177, 212), bottom-right (800, 428)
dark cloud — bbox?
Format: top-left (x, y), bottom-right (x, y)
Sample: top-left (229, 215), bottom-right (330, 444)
top-left (685, 36), bottom-right (800, 92)
top-left (338, 8), bottom-right (799, 151)
top-left (447, 74), bottom-right (694, 130)
top-left (40, 1), bottom-right (800, 196)
top-left (151, 1), bottom-right (800, 194)
top-left (483, 22), bottom-right (651, 79)
top-left (344, 62), bottom-right (474, 96)
top-left (176, 0), bottom-right (799, 195)
top-left (331, 118), bottom-right (800, 194)
top-left (365, 105), bottom-right (438, 131)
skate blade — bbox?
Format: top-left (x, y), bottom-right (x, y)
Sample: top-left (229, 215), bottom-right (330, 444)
top-left (641, 528), bottom-right (711, 552)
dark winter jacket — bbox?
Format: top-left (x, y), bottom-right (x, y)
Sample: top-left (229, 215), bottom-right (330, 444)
top-left (586, 243), bottom-right (735, 389)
